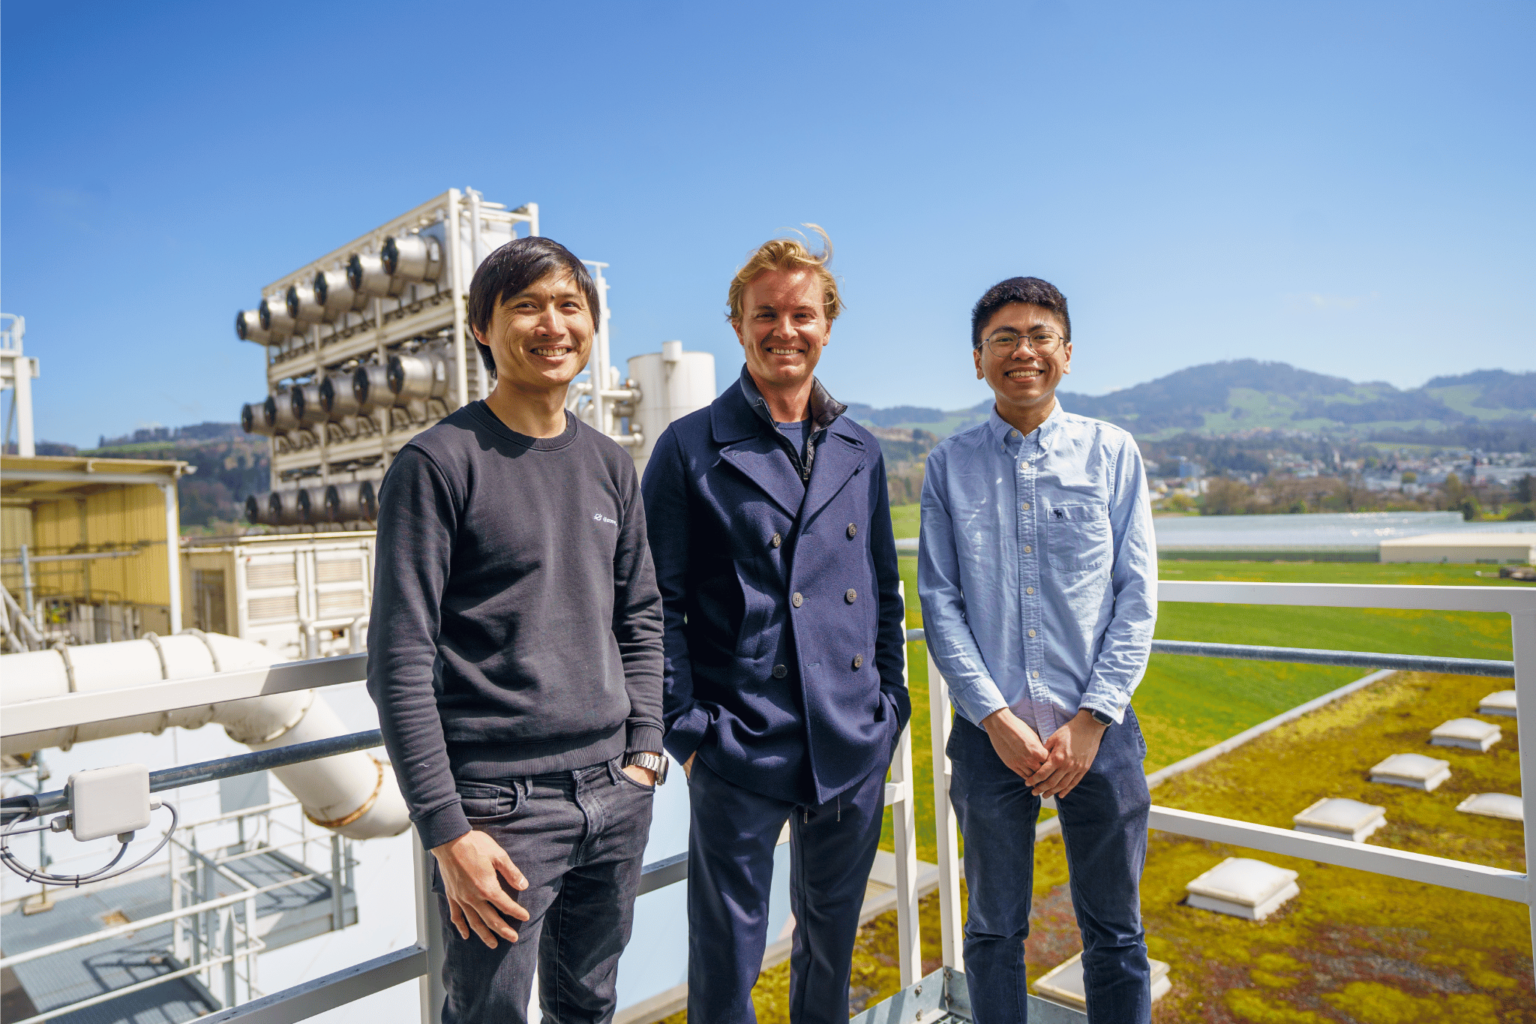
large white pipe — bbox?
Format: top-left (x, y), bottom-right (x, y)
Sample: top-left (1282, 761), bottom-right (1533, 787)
top-left (1, 632), bottom-right (408, 840)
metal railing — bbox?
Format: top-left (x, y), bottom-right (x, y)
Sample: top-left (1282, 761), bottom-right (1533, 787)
top-left (2, 579), bottom-right (1532, 1022)
top-left (918, 580), bottom-right (1536, 988)
top-left (0, 792), bottom-right (358, 1024)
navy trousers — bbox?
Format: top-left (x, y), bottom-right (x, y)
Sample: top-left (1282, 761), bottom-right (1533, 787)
top-left (949, 709), bottom-right (1152, 1024)
top-left (686, 758), bottom-right (886, 1024)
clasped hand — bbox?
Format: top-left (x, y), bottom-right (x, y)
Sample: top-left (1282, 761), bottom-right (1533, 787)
top-left (980, 707), bottom-right (1106, 800)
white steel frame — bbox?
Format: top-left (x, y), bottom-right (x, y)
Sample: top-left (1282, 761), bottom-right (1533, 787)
top-left (4, 580), bottom-right (1532, 1022)
top-left (250, 189), bottom-right (537, 490)
top-left (1, 313), bottom-right (38, 458)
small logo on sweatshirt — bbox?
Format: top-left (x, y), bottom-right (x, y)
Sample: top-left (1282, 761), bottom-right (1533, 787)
top-left (593, 513), bottom-right (618, 526)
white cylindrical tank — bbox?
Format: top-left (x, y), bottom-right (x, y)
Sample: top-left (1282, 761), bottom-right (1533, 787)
top-left (627, 342), bottom-right (716, 477)
top-left (1, 632), bottom-right (409, 840)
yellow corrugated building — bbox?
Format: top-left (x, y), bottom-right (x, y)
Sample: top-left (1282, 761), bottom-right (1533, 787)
top-left (1, 454), bottom-right (188, 643)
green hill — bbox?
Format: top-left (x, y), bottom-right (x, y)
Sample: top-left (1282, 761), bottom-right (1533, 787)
top-left (851, 362), bottom-right (1536, 444)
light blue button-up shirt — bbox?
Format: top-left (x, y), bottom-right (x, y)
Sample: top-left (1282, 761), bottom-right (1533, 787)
top-left (918, 404), bottom-right (1157, 739)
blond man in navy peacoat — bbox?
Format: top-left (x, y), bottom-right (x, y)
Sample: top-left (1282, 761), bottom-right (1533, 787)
top-left (641, 230), bottom-right (909, 1024)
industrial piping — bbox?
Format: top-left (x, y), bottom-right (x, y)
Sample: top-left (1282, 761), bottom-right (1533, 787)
top-left (0, 631), bottom-right (409, 840)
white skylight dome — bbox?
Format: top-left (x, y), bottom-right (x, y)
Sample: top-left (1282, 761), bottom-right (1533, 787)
top-left (1184, 857), bottom-right (1300, 920)
top-left (1033, 950), bottom-right (1171, 1010)
top-left (1293, 798), bottom-right (1386, 842)
top-left (1477, 690), bottom-right (1517, 718)
top-left (1430, 718), bottom-right (1502, 751)
top-left (1369, 753), bottom-right (1451, 792)
top-left (1456, 794), bottom-right (1524, 822)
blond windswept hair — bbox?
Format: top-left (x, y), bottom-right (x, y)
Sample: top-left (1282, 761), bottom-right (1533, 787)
top-left (726, 225), bottom-right (843, 326)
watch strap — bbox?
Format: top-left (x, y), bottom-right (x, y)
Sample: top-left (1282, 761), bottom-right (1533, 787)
top-left (624, 751), bottom-right (668, 785)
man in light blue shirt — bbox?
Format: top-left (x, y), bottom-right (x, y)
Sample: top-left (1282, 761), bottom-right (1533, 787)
top-left (919, 276), bottom-right (1156, 1023)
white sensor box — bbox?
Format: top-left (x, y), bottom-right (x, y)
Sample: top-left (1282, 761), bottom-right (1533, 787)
top-left (69, 764), bottom-right (152, 841)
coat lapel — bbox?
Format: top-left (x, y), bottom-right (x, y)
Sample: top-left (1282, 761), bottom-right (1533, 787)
top-left (802, 418), bottom-right (867, 522)
top-left (711, 383), bottom-right (806, 518)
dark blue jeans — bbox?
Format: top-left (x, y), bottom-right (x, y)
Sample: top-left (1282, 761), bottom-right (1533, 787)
top-left (948, 709), bottom-right (1151, 1024)
top-left (686, 757), bottom-right (887, 1024)
top-left (433, 757), bottom-right (654, 1024)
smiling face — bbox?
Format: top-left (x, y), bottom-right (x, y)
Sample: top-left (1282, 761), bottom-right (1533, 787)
top-left (974, 301), bottom-right (1072, 422)
top-left (473, 271), bottom-right (594, 396)
top-left (732, 267), bottom-right (830, 395)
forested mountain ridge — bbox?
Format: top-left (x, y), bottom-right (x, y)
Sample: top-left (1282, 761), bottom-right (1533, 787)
top-left (847, 362), bottom-right (1536, 442)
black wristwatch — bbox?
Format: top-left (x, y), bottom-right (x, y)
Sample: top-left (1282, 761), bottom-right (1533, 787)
top-left (624, 752), bottom-right (669, 785)
top-left (1088, 708), bottom-right (1114, 728)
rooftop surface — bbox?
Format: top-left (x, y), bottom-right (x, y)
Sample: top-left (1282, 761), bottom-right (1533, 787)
top-left (700, 554), bottom-right (1532, 1024)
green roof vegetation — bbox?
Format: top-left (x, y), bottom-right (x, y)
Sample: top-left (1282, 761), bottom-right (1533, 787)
top-left (657, 556), bottom-right (1530, 1023)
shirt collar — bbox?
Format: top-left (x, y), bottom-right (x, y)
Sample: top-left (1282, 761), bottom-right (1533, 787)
top-left (986, 399), bottom-right (1065, 450)
top-left (737, 364), bottom-right (847, 432)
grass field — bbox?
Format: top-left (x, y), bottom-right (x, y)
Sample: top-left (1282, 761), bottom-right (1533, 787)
top-left (664, 509), bottom-right (1533, 1023)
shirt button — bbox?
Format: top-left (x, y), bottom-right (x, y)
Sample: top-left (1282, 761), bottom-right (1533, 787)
top-left (772, 664), bottom-right (788, 679)
top-left (1032, 670), bottom-right (1040, 679)
top-left (852, 654), bottom-right (864, 669)
top-left (771, 533), bottom-right (782, 548)
top-left (1024, 544), bottom-right (1032, 554)
top-left (1028, 629), bottom-right (1036, 638)
top-left (1026, 586), bottom-right (1034, 595)
top-left (1021, 502), bottom-right (1031, 511)
top-left (1010, 430), bottom-right (1020, 439)
top-left (847, 523), bottom-right (857, 539)
top-left (845, 589), bottom-right (857, 604)
top-left (792, 592), bottom-right (804, 608)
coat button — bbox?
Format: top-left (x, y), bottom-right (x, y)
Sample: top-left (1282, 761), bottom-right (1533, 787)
top-left (852, 654), bottom-right (864, 669)
top-left (792, 592), bottom-right (804, 608)
top-left (845, 589), bottom-right (857, 604)
top-left (847, 523), bottom-right (857, 539)
top-left (771, 533), bottom-right (782, 548)
top-left (772, 664), bottom-right (788, 679)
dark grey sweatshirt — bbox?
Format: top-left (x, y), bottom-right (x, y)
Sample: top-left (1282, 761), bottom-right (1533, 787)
top-left (366, 402), bottom-right (664, 850)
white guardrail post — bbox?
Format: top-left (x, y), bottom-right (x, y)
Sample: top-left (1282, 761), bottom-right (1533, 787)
top-left (413, 842), bottom-right (446, 1024)
top-left (925, 643), bottom-right (964, 973)
top-left (889, 586), bottom-right (922, 987)
top-left (1512, 605), bottom-right (1536, 984)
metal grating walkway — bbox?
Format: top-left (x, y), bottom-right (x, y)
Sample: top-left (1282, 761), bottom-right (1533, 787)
top-left (2, 847), bottom-right (356, 1024)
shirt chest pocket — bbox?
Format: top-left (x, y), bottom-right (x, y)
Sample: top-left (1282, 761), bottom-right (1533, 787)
top-left (1046, 503), bottom-right (1111, 573)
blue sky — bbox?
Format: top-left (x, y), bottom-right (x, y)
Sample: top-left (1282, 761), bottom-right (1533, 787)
top-left (3, 0), bottom-right (1532, 446)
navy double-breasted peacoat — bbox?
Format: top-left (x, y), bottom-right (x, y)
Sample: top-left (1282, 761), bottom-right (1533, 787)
top-left (641, 369), bottom-right (911, 805)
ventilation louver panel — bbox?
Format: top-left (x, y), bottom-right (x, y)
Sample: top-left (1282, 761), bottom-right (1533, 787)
top-left (316, 559), bottom-right (364, 584)
top-left (249, 595), bottom-right (300, 621)
top-left (247, 562), bottom-right (298, 588)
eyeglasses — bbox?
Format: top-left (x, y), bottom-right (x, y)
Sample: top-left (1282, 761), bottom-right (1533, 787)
top-left (982, 331), bottom-right (1066, 357)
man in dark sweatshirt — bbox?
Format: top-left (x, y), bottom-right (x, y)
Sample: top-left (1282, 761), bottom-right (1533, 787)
top-left (367, 236), bottom-right (665, 1024)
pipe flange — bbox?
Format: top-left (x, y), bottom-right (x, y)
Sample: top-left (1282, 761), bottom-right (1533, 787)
top-left (142, 632), bottom-right (170, 679)
top-left (305, 758), bottom-right (384, 831)
top-left (180, 628), bottom-right (222, 672)
top-left (52, 641), bottom-right (77, 692)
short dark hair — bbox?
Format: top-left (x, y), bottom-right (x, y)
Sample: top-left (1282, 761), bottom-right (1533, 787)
top-left (467, 236), bottom-right (600, 377)
top-left (970, 276), bottom-right (1070, 349)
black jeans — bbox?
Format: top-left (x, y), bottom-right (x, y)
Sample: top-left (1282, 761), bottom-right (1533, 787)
top-left (949, 710), bottom-right (1152, 1024)
top-left (434, 757), bottom-right (654, 1024)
